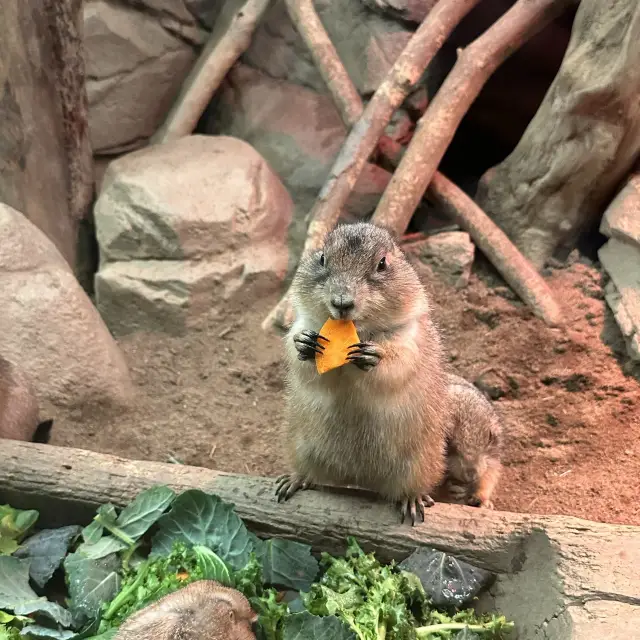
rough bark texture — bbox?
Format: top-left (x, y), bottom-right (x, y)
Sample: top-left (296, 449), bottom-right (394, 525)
top-left (151, 0), bottom-right (272, 145)
top-left (0, 0), bottom-right (93, 269)
top-left (1, 440), bottom-right (639, 640)
top-left (476, 0), bottom-right (640, 269)
top-left (371, 0), bottom-right (577, 235)
top-left (263, 0), bottom-right (482, 331)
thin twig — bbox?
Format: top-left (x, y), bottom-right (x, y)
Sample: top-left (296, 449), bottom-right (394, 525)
top-left (263, 0), bottom-right (482, 331)
top-left (152, 0), bottom-right (272, 144)
top-left (372, 0), bottom-right (577, 234)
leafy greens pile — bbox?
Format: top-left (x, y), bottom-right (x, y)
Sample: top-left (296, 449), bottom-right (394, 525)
top-left (0, 487), bottom-right (514, 640)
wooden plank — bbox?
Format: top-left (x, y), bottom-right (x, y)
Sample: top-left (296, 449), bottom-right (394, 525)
top-left (1, 440), bottom-right (639, 639)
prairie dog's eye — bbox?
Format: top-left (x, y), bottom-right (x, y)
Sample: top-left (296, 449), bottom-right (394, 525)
top-left (319, 252), bottom-right (325, 267)
top-left (377, 256), bottom-right (387, 272)
top-left (229, 609), bottom-right (235, 623)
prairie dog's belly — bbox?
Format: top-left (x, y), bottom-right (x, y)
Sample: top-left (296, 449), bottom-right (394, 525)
top-left (288, 374), bottom-right (424, 492)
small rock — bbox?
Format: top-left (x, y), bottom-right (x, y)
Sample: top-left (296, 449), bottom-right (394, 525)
top-left (600, 172), bottom-right (640, 245)
top-left (599, 238), bottom-right (640, 363)
top-left (402, 231), bottom-right (475, 288)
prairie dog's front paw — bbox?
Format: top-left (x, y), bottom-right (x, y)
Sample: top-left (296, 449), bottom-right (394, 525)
top-left (346, 342), bottom-right (382, 371)
top-left (293, 330), bottom-right (328, 361)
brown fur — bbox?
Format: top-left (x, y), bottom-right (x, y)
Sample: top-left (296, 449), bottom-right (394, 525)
top-left (0, 355), bottom-right (41, 442)
top-left (281, 222), bottom-right (450, 516)
top-left (115, 580), bottom-right (258, 640)
top-left (444, 374), bottom-right (503, 509)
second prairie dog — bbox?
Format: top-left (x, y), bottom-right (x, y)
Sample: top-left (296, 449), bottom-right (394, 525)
top-left (0, 355), bottom-right (40, 442)
top-left (444, 374), bottom-right (502, 509)
top-left (115, 580), bottom-right (257, 640)
top-left (277, 222), bottom-right (450, 525)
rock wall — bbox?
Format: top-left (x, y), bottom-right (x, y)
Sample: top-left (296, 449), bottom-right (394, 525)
top-left (0, 0), bottom-right (93, 270)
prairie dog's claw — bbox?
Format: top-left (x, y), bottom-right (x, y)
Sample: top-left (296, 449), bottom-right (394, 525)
top-left (399, 494), bottom-right (435, 526)
top-left (275, 474), bottom-right (313, 502)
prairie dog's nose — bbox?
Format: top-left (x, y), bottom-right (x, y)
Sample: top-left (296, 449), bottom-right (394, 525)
top-left (330, 294), bottom-right (355, 312)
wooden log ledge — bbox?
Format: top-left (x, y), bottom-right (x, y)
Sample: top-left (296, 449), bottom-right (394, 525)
top-left (1, 440), bottom-right (639, 639)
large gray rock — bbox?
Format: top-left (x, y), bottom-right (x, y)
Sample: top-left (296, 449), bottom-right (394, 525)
top-left (242, 0), bottom-right (412, 96)
top-left (476, 0), bottom-right (640, 269)
top-left (94, 135), bottom-right (293, 336)
top-left (599, 238), bottom-right (640, 362)
top-left (207, 64), bottom-right (392, 247)
top-left (84, 0), bottom-right (200, 154)
top-left (0, 204), bottom-right (132, 408)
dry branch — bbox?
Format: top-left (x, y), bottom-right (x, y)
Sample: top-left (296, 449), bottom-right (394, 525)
top-left (428, 172), bottom-right (563, 326)
top-left (285, 0), bottom-right (363, 126)
top-left (377, 139), bottom-right (563, 326)
top-left (274, 3), bottom-right (563, 326)
top-left (151, 0), bottom-right (272, 145)
top-left (263, 0), bottom-right (483, 331)
top-left (372, 0), bottom-right (578, 233)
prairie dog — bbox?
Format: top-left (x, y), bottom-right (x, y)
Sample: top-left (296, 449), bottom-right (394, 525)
top-left (115, 580), bottom-right (258, 640)
top-left (276, 222), bottom-right (450, 525)
top-left (0, 355), bottom-right (51, 443)
top-left (444, 374), bottom-right (502, 509)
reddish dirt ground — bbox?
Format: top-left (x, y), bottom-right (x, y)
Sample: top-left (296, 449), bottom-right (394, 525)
top-left (51, 256), bottom-right (640, 526)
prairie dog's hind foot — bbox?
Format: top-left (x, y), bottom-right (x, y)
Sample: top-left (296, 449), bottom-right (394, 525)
top-left (399, 494), bottom-right (435, 527)
top-left (468, 495), bottom-right (495, 510)
top-left (275, 474), bottom-right (315, 502)
top-left (293, 330), bottom-right (328, 361)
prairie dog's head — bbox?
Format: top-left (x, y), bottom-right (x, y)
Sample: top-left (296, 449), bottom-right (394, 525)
top-left (115, 580), bottom-right (258, 640)
top-left (292, 222), bottom-right (427, 331)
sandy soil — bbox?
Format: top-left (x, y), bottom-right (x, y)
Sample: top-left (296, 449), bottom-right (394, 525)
top-left (51, 256), bottom-right (640, 526)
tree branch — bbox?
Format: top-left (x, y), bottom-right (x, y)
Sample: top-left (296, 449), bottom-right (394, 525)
top-left (263, 0), bottom-right (483, 331)
top-left (371, 0), bottom-right (578, 234)
top-left (151, 0), bottom-right (272, 145)
top-left (285, 0), bottom-right (363, 127)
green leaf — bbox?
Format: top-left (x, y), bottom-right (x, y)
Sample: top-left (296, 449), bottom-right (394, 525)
top-left (79, 632), bottom-right (117, 640)
top-left (283, 611), bottom-right (356, 640)
top-left (74, 538), bottom-right (127, 562)
top-left (192, 546), bottom-right (231, 585)
top-left (112, 486), bottom-right (175, 541)
top-left (81, 506), bottom-right (116, 545)
top-left (14, 527), bottom-right (81, 589)
top-left (151, 490), bottom-right (254, 571)
top-left (17, 626), bottom-right (75, 639)
top-left (259, 539), bottom-right (318, 591)
top-left (63, 553), bottom-right (121, 623)
top-left (0, 507), bottom-right (39, 555)
top-left (0, 557), bottom-right (71, 628)
top-left (77, 487), bottom-right (175, 560)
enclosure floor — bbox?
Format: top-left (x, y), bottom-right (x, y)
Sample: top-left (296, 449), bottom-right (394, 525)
top-left (51, 258), bottom-right (640, 526)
